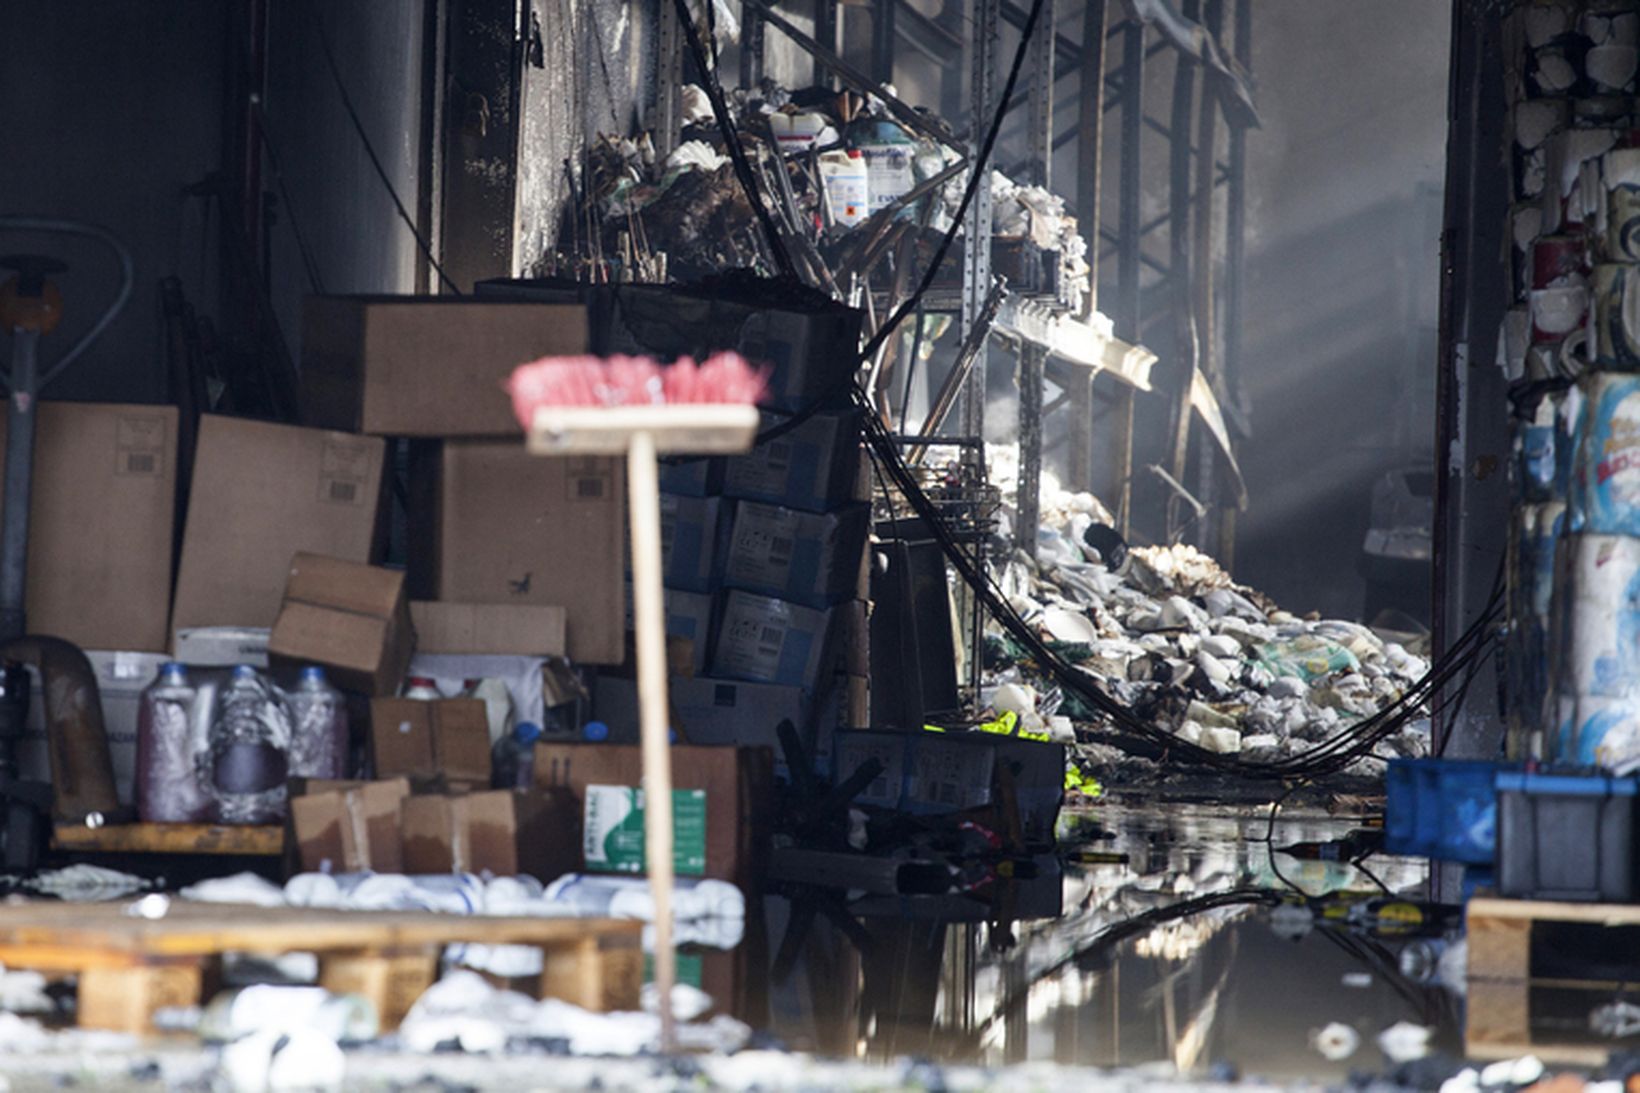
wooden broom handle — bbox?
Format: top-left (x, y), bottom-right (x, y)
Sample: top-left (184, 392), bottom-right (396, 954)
top-left (627, 430), bottom-right (676, 1052)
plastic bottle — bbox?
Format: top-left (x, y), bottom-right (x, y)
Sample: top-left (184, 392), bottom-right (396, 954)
top-left (134, 663), bottom-right (211, 823)
top-left (288, 667), bottom-right (349, 780)
top-left (819, 149), bottom-right (870, 228)
top-left (403, 676), bottom-right (441, 700)
top-left (491, 721), bottom-right (543, 790)
top-left (210, 666), bottom-right (292, 824)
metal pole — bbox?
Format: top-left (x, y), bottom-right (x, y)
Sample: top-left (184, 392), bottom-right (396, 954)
top-left (1077, 0), bottom-right (1108, 316)
top-left (0, 331), bottom-right (39, 642)
top-left (815, 0), bottom-right (838, 87)
top-left (1018, 345), bottom-right (1045, 558)
top-left (1223, 0), bottom-right (1249, 401)
top-left (741, 0), bottom-right (765, 89)
top-left (655, 0), bottom-right (683, 159)
top-left (1014, 0), bottom-right (1053, 557)
top-left (872, 0), bottom-right (896, 85)
top-left (1116, 21), bottom-right (1143, 343)
top-left (1166, 6), bottom-right (1197, 497)
top-left (1191, 0), bottom-right (1222, 548)
top-left (961, 0), bottom-right (998, 450)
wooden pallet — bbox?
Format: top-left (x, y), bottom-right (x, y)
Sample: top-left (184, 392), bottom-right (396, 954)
top-left (0, 900), bottom-right (643, 1033)
top-left (1467, 897), bottom-right (1640, 1064)
top-left (52, 823), bottom-right (284, 856)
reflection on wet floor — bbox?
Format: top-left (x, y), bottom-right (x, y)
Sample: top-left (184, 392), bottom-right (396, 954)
top-left (759, 800), bottom-right (1466, 1080)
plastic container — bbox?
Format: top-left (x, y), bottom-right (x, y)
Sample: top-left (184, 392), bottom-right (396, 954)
top-left (403, 676), bottom-right (441, 701)
top-left (583, 720), bottom-right (610, 743)
top-left (134, 663), bottom-right (211, 823)
top-left (819, 149), bottom-right (870, 229)
top-left (209, 666), bottom-right (292, 825)
top-left (491, 721), bottom-right (543, 790)
top-left (1496, 769), bottom-right (1639, 901)
top-left (287, 667), bottom-right (349, 780)
top-left (1385, 758), bottom-right (1514, 863)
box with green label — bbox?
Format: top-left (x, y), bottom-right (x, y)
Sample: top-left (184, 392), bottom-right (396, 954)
top-left (583, 785), bottom-right (708, 876)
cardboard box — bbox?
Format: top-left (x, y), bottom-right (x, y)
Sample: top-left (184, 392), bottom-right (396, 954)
top-left (401, 787), bottom-right (580, 880)
top-left (410, 602), bottom-right (567, 656)
top-left (288, 777), bottom-right (411, 873)
top-left (409, 442), bottom-right (624, 665)
top-left (300, 297), bottom-right (589, 437)
top-left (603, 285), bottom-right (864, 414)
top-left (172, 627), bottom-right (270, 667)
top-left (0, 402), bottom-right (177, 652)
top-left (172, 416), bottom-right (386, 644)
top-left (658, 493), bottom-right (725, 593)
top-left (622, 587), bottom-right (715, 676)
top-left (710, 590), bottom-right (834, 691)
top-left (533, 744), bottom-right (773, 887)
top-left (722, 501), bottom-right (870, 608)
top-left (593, 674), bottom-right (811, 760)
top-left (832, 730), bottom-right (1066, 846)
top-left (267, 554), bottom-right (412, 695)
top-left (722, 410), bottom-right (863, 513)
top-left (658, 456), bottom-right (723, 498)
top-left (369, 698), bottom-right (492, 784)
top-left (583, 786), bottom-right (708, 875)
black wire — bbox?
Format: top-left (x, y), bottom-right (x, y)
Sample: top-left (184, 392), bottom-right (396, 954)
top-left (1265, 784), bottom-right (1308, 897)
top-left (856, 0), bottom-right (1050, 365)
top-left (856, 389), bottom-right (1507, 777)
top-left (253, 101), bottom-right (326, 295)
top-left (309, 0), bottom-right (462, 295)
top-left (673, 0), bottom-right (796, 280)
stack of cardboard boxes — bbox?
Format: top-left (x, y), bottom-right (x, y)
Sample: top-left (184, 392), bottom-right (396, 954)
top-left (9, 286), bottom-right (862, 896)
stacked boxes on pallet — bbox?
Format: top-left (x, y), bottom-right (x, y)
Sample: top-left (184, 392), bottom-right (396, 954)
top-left (580, 281), bottom-right (870, 779)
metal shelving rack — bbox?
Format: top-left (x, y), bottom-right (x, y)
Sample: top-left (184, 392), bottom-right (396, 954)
top-left (645, 0), bottom-right (1256, 713)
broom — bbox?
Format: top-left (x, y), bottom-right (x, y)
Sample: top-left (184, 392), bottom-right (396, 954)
top-left (509, 351), bottom-right (764, 1051)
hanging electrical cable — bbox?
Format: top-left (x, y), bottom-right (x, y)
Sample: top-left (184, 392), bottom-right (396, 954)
top-left (857, 393), bottom-right (1504, 778)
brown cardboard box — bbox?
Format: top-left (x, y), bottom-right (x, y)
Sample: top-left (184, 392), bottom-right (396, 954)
top-left (268, 554), bottom-right (413, 694)
top-left (288, 777), bottom-right (410, 873)
top-left (532, 744), bottom-right (773, 888)
top-left (301, 297), bottom-right (589, 437)
top-left (401, 787), bottom-right (580, 880)
top-left (0, 402), bottom-right (178, 652)
top-left (409, 602), bottom-right (566, 656)
top-left (408, 442), bottom-right (624, 664)
top-left (369, 698), bottom-right (491, 784)
top-left (171, 416), bottom-right (386, 643)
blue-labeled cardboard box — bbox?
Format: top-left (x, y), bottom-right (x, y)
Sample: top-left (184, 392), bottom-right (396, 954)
top-left (722, 501), bottom-right (870, 608)
top-left (709, 590), bottom-right (834, 692)
top-left (722, 410), bottom-right (863, 514)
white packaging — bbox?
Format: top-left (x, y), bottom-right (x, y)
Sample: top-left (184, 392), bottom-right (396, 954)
top-left (858, 144), bottom-right (916, 213)
top-left (819, 151), bottom-right (869, 228)
top-left (172, 626), bottom-right (269, 668)
top-left (1556, 534), bottom-right (1640, 700)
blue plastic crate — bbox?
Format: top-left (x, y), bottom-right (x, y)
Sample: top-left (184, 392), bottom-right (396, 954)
top-left (1385, 759), bottom-right (1514, 864)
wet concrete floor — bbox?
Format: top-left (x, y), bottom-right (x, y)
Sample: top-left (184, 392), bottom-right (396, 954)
top-left (757, 800), bottom-right (1465, 1082)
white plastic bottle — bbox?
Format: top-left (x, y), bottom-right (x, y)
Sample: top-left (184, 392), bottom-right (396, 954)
top-left (820, 149), bottom-right (870, 228)
top-left (135, 663), bottom-right (211, 822)
top-left (288, 667), bottom-right (349, 779)
top-left (209, 666), bottom-right (292, 824)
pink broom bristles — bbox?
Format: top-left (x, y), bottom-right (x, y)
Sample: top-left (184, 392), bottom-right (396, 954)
top-left (507, 351), bottom-right (767, 429)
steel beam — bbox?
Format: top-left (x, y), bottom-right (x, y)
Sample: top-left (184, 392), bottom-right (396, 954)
top-left (1116, 20), bottom-right (1143, 344)
top-left (815, 0), bottom-right (838, 87)
top-left (741, 0), bottom-right (765, 89)
top-left (1166, 4), bottom-right (1197, 496)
